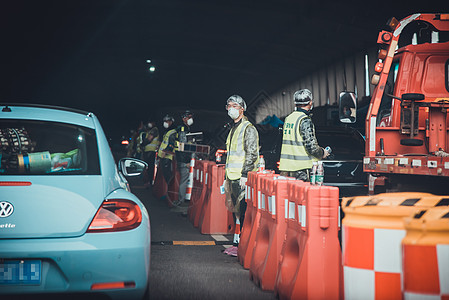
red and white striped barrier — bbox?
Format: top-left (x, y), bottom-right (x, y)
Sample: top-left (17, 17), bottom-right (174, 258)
top-left (185, 155), bottom-right (195, 201)
top-left (342, 193), bottom-right (446, 300)
top-left (403, 206), bottom-right (449, 300)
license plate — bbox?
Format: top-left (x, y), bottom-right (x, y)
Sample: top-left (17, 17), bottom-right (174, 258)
top-left (0, 260), bottom-right (41, 285)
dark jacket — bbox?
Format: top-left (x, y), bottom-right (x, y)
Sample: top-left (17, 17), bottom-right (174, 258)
top-left (297, 108), bottom-right (324, 159)
top-left (176, 123), bottom-right (191, 164)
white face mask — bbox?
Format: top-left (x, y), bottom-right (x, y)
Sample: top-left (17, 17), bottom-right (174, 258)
top-left (163, 122), bottom-right (169, 129)
top-left (187, 118), bottom-right (193, 126)
top-left (227, 107), bottom-right (240, 120)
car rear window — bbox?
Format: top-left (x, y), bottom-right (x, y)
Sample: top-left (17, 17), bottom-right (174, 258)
top-left (0, 120), bottom-right (100, 175)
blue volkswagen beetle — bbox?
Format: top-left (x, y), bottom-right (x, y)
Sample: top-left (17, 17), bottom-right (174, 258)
top-left (0, 104), bottom-right (150, 299)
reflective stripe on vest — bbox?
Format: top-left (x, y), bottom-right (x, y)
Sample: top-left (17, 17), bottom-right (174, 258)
top-left (226, 120), bottom-right (251, 180)
top-left (158, 129), bottom-right (177, 160)
top-left (279, 111), bottom-right (316, 171)
top-left (144, 134), bottom-right (160, 152)
top-left (137, 131), bottom-right (145, 145)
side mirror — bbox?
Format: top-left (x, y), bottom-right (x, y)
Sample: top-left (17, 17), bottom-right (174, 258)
top-left (339, 91), bottom-right (357, 124)
top-left (119, 158), bottom-right (148, 176)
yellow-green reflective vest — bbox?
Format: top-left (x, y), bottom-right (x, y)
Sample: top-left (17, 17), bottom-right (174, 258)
top-left (279, 111), bottom-right (317, 171)
top-left (144, 129), bottom-right (160, 152)
top-left (225, 120), bottom-right (258, 180)
top-left (158, 129), bottom-right (177, 160)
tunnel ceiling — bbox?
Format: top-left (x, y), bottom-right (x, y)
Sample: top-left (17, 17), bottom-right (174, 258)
top-left (0, 0), bottom-right (446, 134)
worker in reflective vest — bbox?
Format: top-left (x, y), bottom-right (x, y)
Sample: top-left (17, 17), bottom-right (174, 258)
top-left (279, 89), bottom-right (329, 181)
top-left (224, 95), bottom-right (259, 256)
top-left (157, 114), bottom-right (177, 186)
top-left (141, 119), bottom-right (160, 188)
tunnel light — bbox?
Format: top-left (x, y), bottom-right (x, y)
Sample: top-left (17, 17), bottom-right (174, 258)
top-left (149, 66), bottom-right (156, 72)
top-left (146, 59), bottom-right (152, 63)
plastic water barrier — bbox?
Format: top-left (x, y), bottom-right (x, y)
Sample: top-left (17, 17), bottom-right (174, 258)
top-left (341, 193), bottom-right (447, 300)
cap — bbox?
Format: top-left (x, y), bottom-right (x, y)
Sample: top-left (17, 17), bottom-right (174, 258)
top-left (294, 89), bottom-right (313, 105)
top-left (226, 95), bottom-right (247, 111)
top-left (163, 114), bottom-right (174, 122)
top-left (181, 110), bottom-right (194, 119)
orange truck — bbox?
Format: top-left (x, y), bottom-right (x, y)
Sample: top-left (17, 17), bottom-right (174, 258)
top-left (356, 13), bottom-right (449, 194)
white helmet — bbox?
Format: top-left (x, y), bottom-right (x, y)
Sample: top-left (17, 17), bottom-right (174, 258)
top-left (294, 89), bottom-right (313, 105)
top-left (226, 95), bottom-right (247, 111)
top-left (163, 114), bottom-right (174, 123)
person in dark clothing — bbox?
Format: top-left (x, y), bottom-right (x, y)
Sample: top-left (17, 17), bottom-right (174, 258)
top-left (171, 110), bottom-right (194, 212)
top-left (140, 120), bottom-right (160, 188)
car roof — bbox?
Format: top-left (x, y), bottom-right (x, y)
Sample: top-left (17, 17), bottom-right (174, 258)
top-left (1, 103), bottom-right (89, 115)
top-left (0, 103), bottom-right (95, 129)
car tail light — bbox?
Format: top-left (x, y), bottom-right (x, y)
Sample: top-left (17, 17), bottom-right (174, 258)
top-left (87, 199), bottom-right (142, 233)
top-left (0, 181), bottom-right (32, 186)
top-left (91, 281), bottom-right (136, 290)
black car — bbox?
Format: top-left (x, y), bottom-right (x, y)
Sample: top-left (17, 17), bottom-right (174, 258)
top-left (259, 125), bottom-right (367, 197)
top-left (315, 126), bottom-right (367, 197)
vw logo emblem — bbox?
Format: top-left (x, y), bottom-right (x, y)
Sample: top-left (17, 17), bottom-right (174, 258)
top-left (0, 201), bottom-right (14, 218)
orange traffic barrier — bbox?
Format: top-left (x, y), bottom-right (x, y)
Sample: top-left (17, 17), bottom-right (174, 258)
top-left (402, 206), bottom-right (449, 300)
top-left (193, 160), bottom-right (214, 227)
top-left (341, 193), bottom-right (445, 300)
top-left (274, 180), bottom-right (308, 299)
top-left (166, 160), bottom-right (180, 207)
top-left (198, 163), bottom-right (234, 234)
top-left (238, 170), bottom-right (277, 269)
top-left (152, 161), bottom-right (167, 200)
top-left (275, 181), bottom-right (341, 300)
top-left (153, 159), bottom-right (179, 204)
top-left (249, 175), bottom-right (293, 291)
top-left (238, 171), bottom-right (257, 265)
top-left (185, 155), bottom-right (195, 201)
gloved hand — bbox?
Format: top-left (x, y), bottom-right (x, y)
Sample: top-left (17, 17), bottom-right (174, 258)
top-left (239, 176), bottom-right (247, 189)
